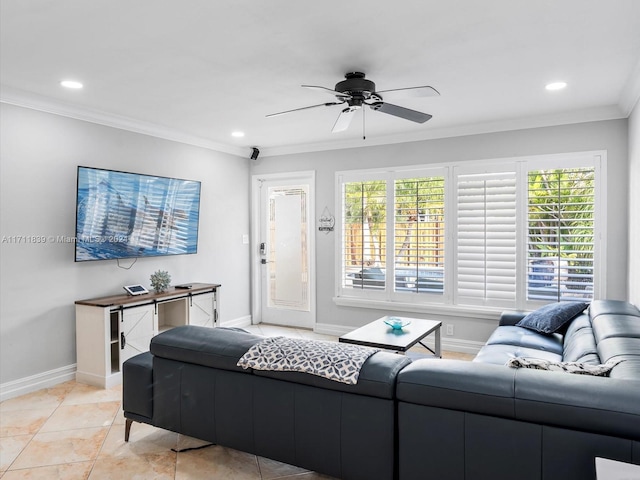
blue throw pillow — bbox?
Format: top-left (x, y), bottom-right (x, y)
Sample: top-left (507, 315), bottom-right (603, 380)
top-left (516, 301), bottom-right (589, 335)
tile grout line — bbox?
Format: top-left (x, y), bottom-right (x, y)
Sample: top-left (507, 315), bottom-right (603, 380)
top-left (3, 387), bottom-right (61, 474)
top-left (86, 400), bottom-right (120, 480)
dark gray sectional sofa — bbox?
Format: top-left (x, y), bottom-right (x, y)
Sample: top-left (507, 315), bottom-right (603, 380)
top-left (123, 300), bottom-right (640, 480)
top-left (397, 299), bottom-right (640, 480)
top-left (123, 325), bottom-right (410, 480)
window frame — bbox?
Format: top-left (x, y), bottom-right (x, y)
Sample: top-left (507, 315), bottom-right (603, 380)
top-left (334, 151), bottom-right (606, 317)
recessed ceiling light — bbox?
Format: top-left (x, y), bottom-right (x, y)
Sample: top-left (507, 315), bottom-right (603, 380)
top-left (60, 80), bottom-right (83, 89)
top-left (231, 131), bottom-right (245, 138)
top-left (545, 82), bottom-right (567, 91)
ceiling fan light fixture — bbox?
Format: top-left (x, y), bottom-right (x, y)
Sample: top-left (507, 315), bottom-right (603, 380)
top-left (332, 106), bottom-right (358, 133)
top-left (60, 80), bottom-right (83, 89)
top-left (545, 81), bottom-right (567, 91)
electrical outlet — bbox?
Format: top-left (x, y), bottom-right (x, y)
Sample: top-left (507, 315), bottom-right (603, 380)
top-left (446, 324), bottom-right (454, 336)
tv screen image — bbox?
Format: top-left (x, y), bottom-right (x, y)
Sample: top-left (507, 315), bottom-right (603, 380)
top-left (75, 166), bottom-right (201, 262)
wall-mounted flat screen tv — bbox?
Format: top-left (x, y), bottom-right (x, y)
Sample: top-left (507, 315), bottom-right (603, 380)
top-left (75, 166), bottom-right (201, 262)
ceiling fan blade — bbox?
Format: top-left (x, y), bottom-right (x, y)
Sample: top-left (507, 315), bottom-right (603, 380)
top-left (332, 106), bottom-right (358, 133)
top-left (375, 86), bottom-right (440, 100)
top-left (302, 85), bottom-right (352, 100)
top-left (266, 102), bottom-right (343, 118)
top-left (369, 102), bottom-right (432, 123)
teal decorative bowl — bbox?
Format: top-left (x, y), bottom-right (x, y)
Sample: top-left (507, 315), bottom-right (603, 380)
top-left (384, 317), bottom-right (411, 330)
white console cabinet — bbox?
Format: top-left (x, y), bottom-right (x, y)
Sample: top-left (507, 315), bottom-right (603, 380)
top-left (75, 283), bottom-right (220, 388)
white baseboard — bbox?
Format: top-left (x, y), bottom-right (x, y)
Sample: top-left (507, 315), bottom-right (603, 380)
top-left (314, 322), bottom-right (354, 337)
top-left (0, 364), bottom-right (77, 402)
top-left (220, 315), bottom-right (252, 328)
top-left (440, 337), bottom-right (484, 355)
top-left (75, 370), bottom-right (122, 390)
top-left (314, 322), bottom-right (483, 355)
top-left (0, 315), bottom-right (255, 402)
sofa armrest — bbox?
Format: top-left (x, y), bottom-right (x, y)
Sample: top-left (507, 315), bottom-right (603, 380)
top-left (499, 310), bottom-right (528, 326)
top-left (122, 352), bottom-right (153, 420)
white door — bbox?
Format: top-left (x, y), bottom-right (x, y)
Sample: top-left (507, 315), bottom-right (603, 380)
top-left (252, 172), bottom-right (315, 328)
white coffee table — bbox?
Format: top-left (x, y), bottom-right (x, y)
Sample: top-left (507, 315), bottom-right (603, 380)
top-left (339, 316), bottom-right (442, 357)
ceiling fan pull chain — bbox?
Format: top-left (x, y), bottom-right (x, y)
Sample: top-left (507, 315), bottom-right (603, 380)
top-left (362, 105), bottom-right (366, 140)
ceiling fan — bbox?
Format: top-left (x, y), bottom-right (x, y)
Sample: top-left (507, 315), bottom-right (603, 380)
top-left (266, 72), bottom-right (439, 134)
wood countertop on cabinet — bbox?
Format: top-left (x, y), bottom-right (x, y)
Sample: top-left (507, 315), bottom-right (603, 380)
top-left (75, 283), bottom-right (221, 308)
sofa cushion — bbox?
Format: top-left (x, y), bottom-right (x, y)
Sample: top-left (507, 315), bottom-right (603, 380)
top-left (485, 326), bottom-right (563, 355)
top-left (562, 329), bottom-right (600, 363)
top-left (561, 313), bottom-right (599, 364)
top-left (474, 344), bottom-right (562, 365)
top-left (592, 315), bottom-right (640, 343)
top-left (516, 302), bottom-right (589, 335)
top-left (150, 325), bottom-right (264, 372)
top-left (563, 313), bottom-right (591, 337)
top-left (597, 337), bottom-right (640, 361)
top-left (589, 301), bottom-right (640, 380)
top-left (562, 328), bottom-right (600, 364)
top-left (589, 300), bottom-right (640, 320)
top-left (607, 357), bottom-right (640, 380)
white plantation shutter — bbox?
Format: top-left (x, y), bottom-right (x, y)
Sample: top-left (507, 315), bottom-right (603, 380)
top-left (527, 167), bottom-right (595, 302)
top-left (341, 180), bottom-right (387, 292)
top-left (456, 170), bottom-right (517, 307)
top-left (394, 176), bottom-right (445, 294)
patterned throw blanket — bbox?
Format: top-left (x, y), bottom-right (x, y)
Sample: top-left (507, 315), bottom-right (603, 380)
top-left (237, 336), bottom-right (379, 385)
top-left (507, 357), bottom-right (624, 376)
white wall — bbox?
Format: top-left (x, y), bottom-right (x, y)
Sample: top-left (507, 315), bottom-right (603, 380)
top-left (0, 103), bottom-right (251, 388)
top-left (251, 119), bottom-right (630, 347)
top-left (629, 101), bottom-right (640, 306)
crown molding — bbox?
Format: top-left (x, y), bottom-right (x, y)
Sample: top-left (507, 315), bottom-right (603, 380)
top-left (0, 86), bottom-right (248, 158)
top-left (619, 56), bottom-right (640, 117)
top-left (259, 105), bottom-right (626, 158)
top-left (2, 86), bottom-right (629, 160)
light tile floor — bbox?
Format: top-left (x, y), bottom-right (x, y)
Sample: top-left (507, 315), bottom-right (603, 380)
top-left (0, 324), bottom-right (474, 479)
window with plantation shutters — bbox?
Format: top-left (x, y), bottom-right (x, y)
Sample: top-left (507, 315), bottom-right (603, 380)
top-left (335, 152), bottom-right (603, 313)
top-left (455, 170), bottom-right (517, 308)
top-left (527, 167), bottom-right (595, 302)
top-left (394, 176), bottom-right (445, 294)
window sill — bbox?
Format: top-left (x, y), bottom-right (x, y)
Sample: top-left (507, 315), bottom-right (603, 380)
top-left (333, 295), bottom-right (506, 321)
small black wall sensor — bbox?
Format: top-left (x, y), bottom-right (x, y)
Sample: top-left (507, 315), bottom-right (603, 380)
top-left (250, 147), bottom-right (260, 160)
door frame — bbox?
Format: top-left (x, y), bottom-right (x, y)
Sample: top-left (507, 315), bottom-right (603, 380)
top-left (250, 171), bottom-right (316, 327)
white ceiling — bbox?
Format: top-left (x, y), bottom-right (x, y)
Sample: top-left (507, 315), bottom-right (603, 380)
top-left (2, 0), bottom-right (640, 158)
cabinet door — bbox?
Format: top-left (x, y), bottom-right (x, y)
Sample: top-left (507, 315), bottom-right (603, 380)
top-left (120, 304), bottom-right (156, 364)
top-left (189, 292), bottom-right (215, 328)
